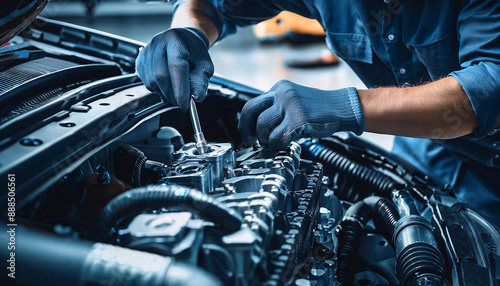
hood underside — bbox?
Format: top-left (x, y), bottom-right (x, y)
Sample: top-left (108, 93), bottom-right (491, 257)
top-left (0, 0), bottom-right (48, 46)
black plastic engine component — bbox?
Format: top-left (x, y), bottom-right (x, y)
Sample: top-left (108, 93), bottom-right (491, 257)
top-left (117, 212), bottom-right (204, 263)
top-left (113, 144), bottom-right (169, 187)
top-left (84, 166), bottom-right (130, 227)
top-left (89, 184), bottom-right (243, 242)
top-left (431, 201), bottom-right (500, 286)
top-left (21, 161), bottom-right (92, 221)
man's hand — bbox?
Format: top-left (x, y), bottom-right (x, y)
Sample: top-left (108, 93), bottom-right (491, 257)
top-left (238, 80), bottom-right (365, 149)
top-left (136, 27), bottom-right (214, 110)
top-left (238, 77), bottom-right (477, 150)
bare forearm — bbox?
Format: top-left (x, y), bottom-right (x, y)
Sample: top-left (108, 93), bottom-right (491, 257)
top-left (171, 0), bottom-right (220, 46)
top-left (358, 77), bottom-right (477, 139)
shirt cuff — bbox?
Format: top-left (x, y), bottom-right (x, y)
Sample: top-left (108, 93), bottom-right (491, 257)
top-left (173, 0), bottom-right (234, 42)
top-left (449, 61), bottom-right (500, 139)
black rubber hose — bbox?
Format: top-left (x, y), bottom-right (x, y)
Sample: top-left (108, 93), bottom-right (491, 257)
top-left (336, 218), bottom-right (364, 286)
top-left (397, 243), bottom-right (445, 286)
top-left (89, 184), bottom-right (243, 242)
top-left (0, 225), bottom-right (222, 286)
top-left (336, 197), bottom-right (401, 285)
top-left (301, 140), bottom-right (399, 200)
top-left (133, 155), bottom-right (148, 187)
top-left (393, 215), bottom-right (446, 286)
top-left (113, 144), bottom-right (147, 187)
top-left (364, 196), bottom-right (401, 243)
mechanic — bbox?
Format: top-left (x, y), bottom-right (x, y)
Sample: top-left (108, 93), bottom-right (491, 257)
top-left (135, 0), bottom-right (500, 225)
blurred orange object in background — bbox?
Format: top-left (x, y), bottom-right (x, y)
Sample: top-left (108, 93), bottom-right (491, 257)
top-left (253, 11), bottom-right (325, 43)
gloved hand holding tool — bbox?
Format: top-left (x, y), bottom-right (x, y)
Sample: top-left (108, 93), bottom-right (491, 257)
top-left (238, 80), bottom-right (365, 150)
top-left (136, 26), bottom-right (212, 154)
top-left (135, 27), bottom-right (214, 111)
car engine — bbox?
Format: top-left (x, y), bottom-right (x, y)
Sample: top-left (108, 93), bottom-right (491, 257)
top-left (1, 7), bottom-right (499, 286)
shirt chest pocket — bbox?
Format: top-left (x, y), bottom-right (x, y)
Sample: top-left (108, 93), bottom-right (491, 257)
top-left (410, 34), bottom-right (461, 80)
top-left (326, 32), bottom-right (373, 64)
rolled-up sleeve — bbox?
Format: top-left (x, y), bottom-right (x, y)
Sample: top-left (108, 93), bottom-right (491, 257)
top-left (174, 0), bottom-right (313, 41)
top-left (449, 0), bottom-right (500, 138)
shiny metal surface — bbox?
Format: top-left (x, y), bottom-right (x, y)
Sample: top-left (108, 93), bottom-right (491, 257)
top-left (392, 190), bottom-right (419, 217)
top-left (173, 142), bottom-right (235, 190)
top-left (189, 98), bottom-right (208, 154)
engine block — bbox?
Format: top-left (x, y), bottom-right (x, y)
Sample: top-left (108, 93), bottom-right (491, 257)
top-left (114, 142), bottom-right (332, 285)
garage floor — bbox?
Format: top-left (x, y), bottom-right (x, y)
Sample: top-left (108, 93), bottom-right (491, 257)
top-left (42, 1), bottom-right (394, 150)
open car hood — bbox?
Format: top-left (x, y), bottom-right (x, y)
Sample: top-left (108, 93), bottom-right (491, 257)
top-left (0, 0), bottom-right (48, 46)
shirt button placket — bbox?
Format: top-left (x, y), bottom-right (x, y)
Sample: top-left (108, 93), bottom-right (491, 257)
top-left (381, 2), bottom-right (408, 85)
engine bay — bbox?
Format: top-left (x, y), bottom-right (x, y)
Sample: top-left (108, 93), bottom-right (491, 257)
top-left (3, 108), bottom-right (500, 286)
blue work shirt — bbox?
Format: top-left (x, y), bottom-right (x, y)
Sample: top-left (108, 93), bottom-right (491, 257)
top-left (176, 0), bottom-right (500, 222)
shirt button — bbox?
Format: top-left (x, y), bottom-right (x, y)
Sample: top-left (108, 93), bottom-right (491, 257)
top-left (388, 34), bottom-right (395, 41)
top-left (399, 68), bottom-right (407, 75)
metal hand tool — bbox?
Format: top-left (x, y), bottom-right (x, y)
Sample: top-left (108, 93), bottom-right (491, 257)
top-left (189, 97), bottom-right (208, 154)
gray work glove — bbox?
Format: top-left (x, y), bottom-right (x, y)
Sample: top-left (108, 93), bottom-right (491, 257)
top-left (136, 27), bottom-right (214, 110)
top-left (238, 80), bottom-right (365, 149)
